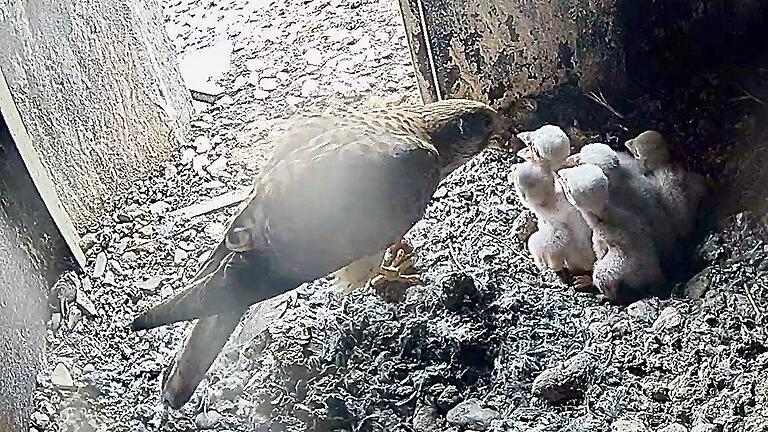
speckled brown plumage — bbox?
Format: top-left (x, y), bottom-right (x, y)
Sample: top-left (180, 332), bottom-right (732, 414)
top-left (131, 98), bottom-right (509, 408)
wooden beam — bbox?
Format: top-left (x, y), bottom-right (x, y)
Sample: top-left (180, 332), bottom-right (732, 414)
top-left (0, 69), bottom-right (86, 268)
top-left (397, 0), bottom-right (441, 103)
top-left (170, 189), bottom-right (249, 220)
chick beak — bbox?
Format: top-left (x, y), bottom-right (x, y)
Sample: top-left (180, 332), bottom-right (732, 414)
top-left (624, 139), bottom-right (638, 158)
top-left (561, 154), bottom-right (583, 168)
top-left (516, 146), bottom-right (534, 161)
top-left (553, 171), bottom-right (575, 204)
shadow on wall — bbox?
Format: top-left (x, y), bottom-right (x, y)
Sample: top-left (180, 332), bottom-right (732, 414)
top-left (0, 210), bottom-right (48, 431)
top-left (0, 114), bottom-right (60, 430)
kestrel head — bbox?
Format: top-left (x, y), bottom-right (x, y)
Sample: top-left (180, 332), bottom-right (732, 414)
top-left (422, 98), bottom-right (515, 175)
top-left (556, 164), bottom-right (610, 215)
top-left (510, 161), bottom-right (555, 208)
top-left (515, 125), bottom-right (571, 170)
top-left (624, 130), bottom-right (671, 171)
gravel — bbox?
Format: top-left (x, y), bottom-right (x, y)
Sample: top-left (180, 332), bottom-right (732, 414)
top-left (31, 0), bottom-right (768, 431)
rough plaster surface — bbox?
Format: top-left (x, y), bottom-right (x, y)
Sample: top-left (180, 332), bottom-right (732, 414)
top-left (400, 0), bottom-right (625, 106)
top-left (0, 208), bottom-right (48, 432)
top-left (0, 0), bottom-right (191, 232)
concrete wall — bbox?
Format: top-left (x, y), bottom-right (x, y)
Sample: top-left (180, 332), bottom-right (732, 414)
top-left (399, 0), bottom-right (625, 106)
top-left (0, 0), bottom-right (192, 232)
top-left (0, 212), bottom-right (48, 432)
top-left (400, 0), bottom-right (767, 104)
top-left (0, 117), bottom-right (51, 431)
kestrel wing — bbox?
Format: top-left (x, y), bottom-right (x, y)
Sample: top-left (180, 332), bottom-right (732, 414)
top-left (259, 125), bottom-right (441, 281)
top-left (132, 124), bottom-right (440, 328)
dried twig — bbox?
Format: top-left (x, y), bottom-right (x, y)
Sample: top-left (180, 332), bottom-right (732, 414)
top-left (586, 86), bottom-right (626, 119)
top-left (729, 84), bottom-right (765, 105)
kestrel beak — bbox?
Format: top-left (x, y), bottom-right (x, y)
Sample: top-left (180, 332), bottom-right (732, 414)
top-left (487, 117), bottom-right (523, 152)
top-left (489, 134), bottom-right (524, 152)
top-left (553, 171), bottom-right (577, 206)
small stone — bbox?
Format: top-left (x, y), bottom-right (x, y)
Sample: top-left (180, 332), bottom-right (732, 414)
top-left (691, 424), bottom-right (718, 432)
top-left (566, 414), bottom-right (605, 431)
top-left (611, 419), bottom-right (649, 432)
top-left (446, 399), bottom-right (498, 430)
top-left (204, 222), bottom-right (225, 239)
top-left (259, 77), bottom-right (280, 91)
top-left (164, 164), bottom-right (178, 179)
top-left (103, 271), bottom-right (116, 286)
top-left (83, 364), bottom-right (95, 374)
top-left (79, 233), bottom-right (98, 252)
top-left (121, 251), bottom-right (138, 263)
top-left (193, 154), bottom-right (210, 175)
top-left (217, 95), bottom-right (234, 106)
top-left (532, 351), bottom-right (595, 403)
top-left (253, 89), bottom-right (270, 100)
top-left (76, 289), bottom-right (99, 317)
top-left (50, 313), bottom-right (61, 332)
top-left (160, 285), bottom-right (173, 297)
top-left (685, 268), bottom-right (712, 299)
top-left (178, 241), bottom-right (196, 252)
top-left (218, 376), bottom-right (244, 400)
top-left (303, 48), bottom-right (324, 65)
top-left (245, 58), bottom-right (267, 71)
top-left (195, 136), bottom-right (213, 153)
top-left (181, 148), bottom-right (197, 164)
top-left (31, 411), bottom-right (50, 429)
top-left (436, 385), bottom-right (461, 411)
top-left (233, 75), bottom-right (247, 89)
top-left (174, 249), bottom-right (189, 264)
top-left (67, 307), bottom-right (82, 329)
top-left (300, 79), bottom-right (319, 97)
top-left (149, 201), bottom-right (171, 215)
top-left (115, 211), bottom-right (133, 223)
top-left (478, 246), bottom-right (498, 262)
top-left (134, 403), bottom-right (155, 422)
top-left (51, 363), bottom-right (75, 389)
top-left (93, 252), bottom-right (108, 278)
top-left (626, 299), bottom-right (658, 323)
top-left (110, 260), bottom-right (125, 276)
top-left (57, 274), bottom-right (78, 302)
top-left (412, 399), bottom-right (441, 432)
top-left (652, 307), bottom-right (683, 333)
top-left (195, 411), bottom-right (222, 429)
top-left (207, 156), bottom-right (229, 177)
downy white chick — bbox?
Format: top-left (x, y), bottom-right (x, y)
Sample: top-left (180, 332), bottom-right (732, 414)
top-left (516, 124), bottom-right (571, 171)
top-left (564, 143), bottom-right (677, 262)
top-left (511, 161), bottom-right (595, 281)
top-left (557, 165), bottom-right (665, 303)
top-left (515, 125), bottom-right (595, 285)
top-left (624, 130), bottom-right (707, 239)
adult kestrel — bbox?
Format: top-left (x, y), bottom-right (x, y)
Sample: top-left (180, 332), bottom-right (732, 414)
top-left (131, 98), bottom-right (512, 408)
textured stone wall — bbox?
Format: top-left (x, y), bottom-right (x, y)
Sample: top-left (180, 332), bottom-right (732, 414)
top-left (0, 0), bottom-right (191, 232)
top-left (399, 0), bottom-right (625, 107)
